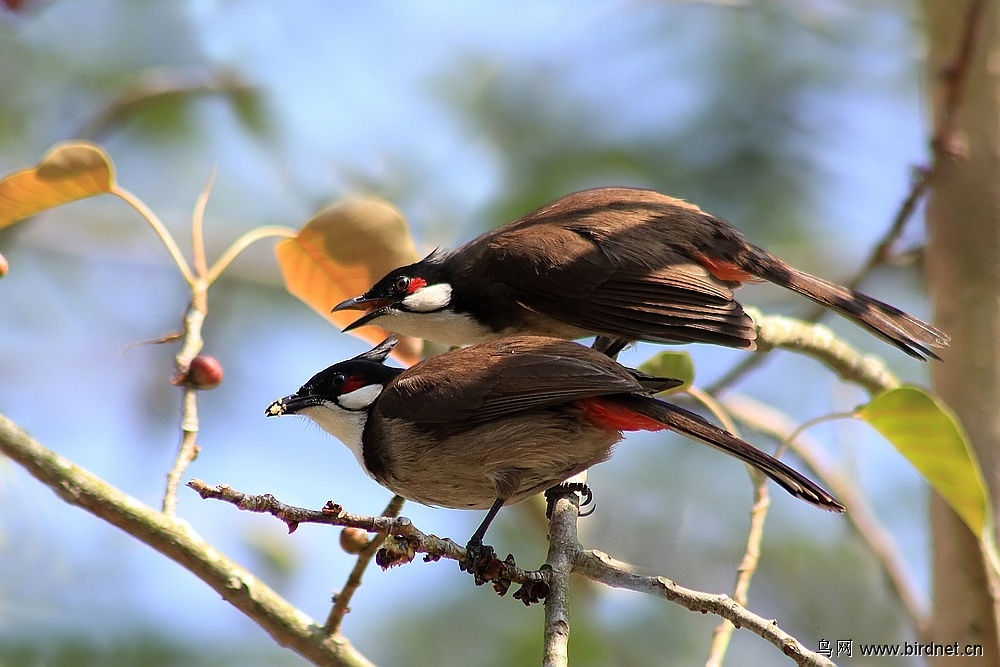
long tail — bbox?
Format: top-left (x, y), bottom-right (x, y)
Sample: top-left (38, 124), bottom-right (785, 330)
top-left (616, 394), bottom-right (844, 512)
top-left (745, 250), bottom-right (949, 361)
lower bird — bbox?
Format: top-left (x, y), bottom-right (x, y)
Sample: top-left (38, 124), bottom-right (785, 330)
top-left (266, 336), bottom-right (844, 563)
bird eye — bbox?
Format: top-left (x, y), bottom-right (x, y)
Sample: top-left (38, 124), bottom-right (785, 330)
top-left (331, 373), bottom-right (346, 388)
top-left (393, 276), bottom-right (410, 294)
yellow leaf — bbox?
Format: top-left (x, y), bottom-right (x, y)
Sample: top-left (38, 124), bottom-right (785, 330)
top-left (0, 142), bottom-right (116, 227)
top-left (276, 199), bottom-right (423, 365)
top-left (859, 386), bottom-right (991, 536)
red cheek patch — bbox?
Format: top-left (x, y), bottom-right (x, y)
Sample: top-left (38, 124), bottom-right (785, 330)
top-left (340, 375), bottom-right (366, 395)
top-left (406, 277), bottom-right (427, 294)
top-left (575, 397), bottom-right (667, 432)
top-left (692, 253), bottom-right (755, 283)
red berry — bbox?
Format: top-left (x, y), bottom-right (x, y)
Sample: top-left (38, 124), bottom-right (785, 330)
top-left (186, 355), bottom-right (224, 390)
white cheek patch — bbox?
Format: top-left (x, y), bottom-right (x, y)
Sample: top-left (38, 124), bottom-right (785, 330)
top-left (401, 283), bottom-right (453, 312)
top-left (338, 384), bottom-right (383, 411)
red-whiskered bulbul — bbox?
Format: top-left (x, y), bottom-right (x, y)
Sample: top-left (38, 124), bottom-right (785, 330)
top-left (266, 336), bottom-right (844, 556)
top-left (333, 187), bottom-right (948, 360)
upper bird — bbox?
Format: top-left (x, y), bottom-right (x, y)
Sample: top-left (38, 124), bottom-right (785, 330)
top-left (334, 187), bottom-right (949, 360)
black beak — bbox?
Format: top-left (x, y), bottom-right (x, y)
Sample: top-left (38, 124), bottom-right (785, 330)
top-left (332, 295), bottom-right (370, 312)
top-left (265, 393), bottom-right (321, 417)
top-left (333, 295), bottom-right (398, 333)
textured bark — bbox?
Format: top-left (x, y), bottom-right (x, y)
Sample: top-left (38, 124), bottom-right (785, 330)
top-left (922, 1), bottom-right (1000, 662)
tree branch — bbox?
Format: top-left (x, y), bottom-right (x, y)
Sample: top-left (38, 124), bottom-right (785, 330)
top-left (742, 309), bottom-right (900, 395)
top-left (542, 475), bottom-right (585, 667)
top-left (0, 414), bottom-right (373, 667)
top-left (190, 479), bottom-right (830, 665)
top-left (186, 480), bottom-right (548, 592)
top-left (573, 549), bottom-right (835, 667)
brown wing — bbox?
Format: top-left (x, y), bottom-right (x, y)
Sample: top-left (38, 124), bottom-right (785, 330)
top-left (376, 337), bottom-right (643, 427)
top-left (463, 199), bottom-right (757, 348)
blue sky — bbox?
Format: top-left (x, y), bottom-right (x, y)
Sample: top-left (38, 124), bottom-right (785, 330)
top-left (0, 2), bottom-right (936, 664)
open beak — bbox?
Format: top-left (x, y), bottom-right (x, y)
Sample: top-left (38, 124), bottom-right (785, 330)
top-left (332, 295), bottom-right (371, 312)
top-left (332, 295), bottom-right (398, 333)
top-left (265, 393), bottom-right (321, 417)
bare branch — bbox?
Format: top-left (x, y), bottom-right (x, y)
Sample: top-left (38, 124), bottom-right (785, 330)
top-left (743, 310), bottom-right (900, 396)
top-left (186, 480), bottom-right (548, 590)
top-left (721, 394), bottom-right (931, 637)
top-left (191, 169), bottom-right (216, 279)
top-left (0, 414), bottom-right (374, 667)
top-left (685, 386), bottom-right (773, 665)
top-left (573, 549), bottom-right (835, 667)
top-left (191, 478), bottom-right (829, 664)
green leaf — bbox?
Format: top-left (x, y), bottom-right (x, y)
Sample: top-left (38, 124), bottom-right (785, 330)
top-left (859, 386), bottom-right (990, 536)
top-left (637, 351), bottom-right (695, 394)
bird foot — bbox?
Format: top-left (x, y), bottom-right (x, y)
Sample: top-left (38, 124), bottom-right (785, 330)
top-left (544, 482), bottom-right (595, 519)
top-left (460, 539), bottom-right (514, 595)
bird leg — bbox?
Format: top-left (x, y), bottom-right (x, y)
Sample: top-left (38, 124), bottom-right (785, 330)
top-left (591, 335), bottom-right (628, 359)
top-left (460, 497), bottom-right (506, 577)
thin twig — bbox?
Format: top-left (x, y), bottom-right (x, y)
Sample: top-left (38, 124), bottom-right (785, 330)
top-left (206, 225), bottom-right (296, 286)
top-left (705, 476), bottom-right (770, 667)
top-left (325, 495), bottom-right (406, 635)
top-left (162, 388), bottom-right (200, 514)
top-left (573, 549), bottom-right (836, 667)
top-left (112, 186), bottom-right (195, 286)
top-left (191, 169), bottom-right (216, 279)
top-left (162, 289), bottom-right (208, 515)
top-left (688, 383), bottom-right (772, 666)
top-left (685, 385), bottom-right (740, 436)
top-left (189, 479), bottom-right (836, 664)
top-left (721, 394), bottom-right (930, 637)
top-left (0, 414), bottom-right (373, 667)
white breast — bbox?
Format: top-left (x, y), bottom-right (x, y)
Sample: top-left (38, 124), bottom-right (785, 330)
top-left (299, 399), bottom-right (375, 479)
top-left (370, 308), bottom-right (496, 347)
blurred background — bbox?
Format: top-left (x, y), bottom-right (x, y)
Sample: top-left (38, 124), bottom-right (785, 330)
top-left (0, 1), bottom-right (938, 665)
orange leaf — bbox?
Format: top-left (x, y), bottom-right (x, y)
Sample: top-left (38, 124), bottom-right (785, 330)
top-left (0, 142), bottom-right (116, 228)
top-left (276, 199), bottom-right (424, 365)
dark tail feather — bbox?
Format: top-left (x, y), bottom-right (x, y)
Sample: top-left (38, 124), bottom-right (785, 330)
top-left (749, 253), bottom-right (949, 361)
top-left (619, 395), bottom-right (845, 512)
